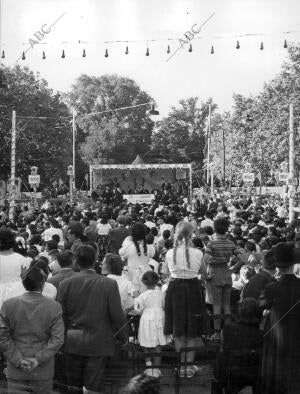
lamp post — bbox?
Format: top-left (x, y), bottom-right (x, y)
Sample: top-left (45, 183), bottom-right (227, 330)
top-left (289, 103), bottom-right (295, 222)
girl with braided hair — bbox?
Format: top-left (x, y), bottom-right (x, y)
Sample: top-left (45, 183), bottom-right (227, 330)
top-left (119, 223), bottom-right (155, 285)
top-left (164, 221), bottom-right (208, 378)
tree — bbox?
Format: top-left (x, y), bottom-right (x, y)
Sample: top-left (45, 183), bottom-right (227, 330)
top-left (149, 97), bottom-right (217, 164)
top-left (0, 65), bottom-right (71, 187)
top-left (211, 43), bottom-right (300, 184)
top-left (66, 74), bottom-right (155, 165)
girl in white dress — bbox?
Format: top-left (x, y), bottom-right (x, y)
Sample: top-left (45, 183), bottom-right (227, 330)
top-left (134, 270), bottom-right (170, 377)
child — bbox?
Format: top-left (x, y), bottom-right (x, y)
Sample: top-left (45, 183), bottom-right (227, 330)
top-left (134, 270), bottom-right (170, 378)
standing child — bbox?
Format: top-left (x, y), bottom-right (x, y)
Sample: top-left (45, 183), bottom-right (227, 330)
top-left (134, 270), bottom-right (170, 378)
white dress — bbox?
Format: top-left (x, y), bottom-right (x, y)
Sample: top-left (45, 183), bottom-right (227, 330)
top-left (134, 288), bottom-right (170, 348)
top-left (119, 237), bottom-right (155, 281)
top-left (0, 251), bottom-right (30, 307)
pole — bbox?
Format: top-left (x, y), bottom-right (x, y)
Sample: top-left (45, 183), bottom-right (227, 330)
top-left (72, 108), bottom-right (76, 196)
top-left (222, 128), bottom-right (225, 185)
top-left (210, 166), bottom-right (214, 197)
top-left (9, 110), bottom-right (16, 220)
top-left (189, 164), bottom-right (193, 201)
top-left (206, 104), bottom-right (211, 185)
top-left (69, 175), bottom-right (73, 204)
top-left (289, 103), bottom-right (294, 222)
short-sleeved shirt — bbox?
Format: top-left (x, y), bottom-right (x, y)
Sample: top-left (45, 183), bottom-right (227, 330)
top-left (165, 246), bottom-right (204, 279)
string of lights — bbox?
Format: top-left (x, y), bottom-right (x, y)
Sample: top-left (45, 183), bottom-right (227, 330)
top-left (1, 29), bottom-right (298, 61)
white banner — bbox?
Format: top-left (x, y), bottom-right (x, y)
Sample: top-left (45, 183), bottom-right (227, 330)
top-left (123, 194), bottom-right (155, 204)
top-left (28, 175), bottom-right (40, 185)
top-left (278, 172), bottom-right (289, 182)
top-left (242, 173), bottom-right (255, 182)
top-left (176, 169), bottom-right (187, 180)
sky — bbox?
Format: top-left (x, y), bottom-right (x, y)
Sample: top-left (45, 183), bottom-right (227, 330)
top-left (1, 0), bottom-right (300, 117)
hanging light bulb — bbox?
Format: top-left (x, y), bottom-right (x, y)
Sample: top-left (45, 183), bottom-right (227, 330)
top-left (260, 42), bottom-right (264, 50)
top-left (61, 49), bottom-right (65, 58)
top-left (146, 47), bottom-right (149, 56)
top-left (22, 51), bottom-right (26, 60)
top-left (82, 49), bottom-right (86, 57)
top-left (167, 45), bottom-right (170, 54)
top-left (283, 39), bottom-right (288, 48)
top-left (211, 45), bottom-right (214, 54)
top-left (125, 46), bottom-right (129, 55)
top-left (236, 40), bottom-right (240, 49)
top-left (42, 51), bottom-right (46, 59)
top-left (104, 48), bottom-right (108, 57)
top-left (1, 50), bottom-right (5, 59)
top-left (188, 43), bottom-right (192, 52)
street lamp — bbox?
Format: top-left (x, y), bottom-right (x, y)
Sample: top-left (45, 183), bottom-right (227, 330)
top-left (147, 102), bottom-right (159, 116)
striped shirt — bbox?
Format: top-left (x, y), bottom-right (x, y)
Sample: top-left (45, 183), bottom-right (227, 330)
top-left (205, 234), bottom-right (239, 265)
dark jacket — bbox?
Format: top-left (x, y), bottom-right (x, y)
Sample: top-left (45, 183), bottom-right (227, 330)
top-left (57, 270), bottom-right (126, 357)
top-left (47, 268), bottom-right (78, 290)
top-left (0, 292), bottom-right (64, 381)
top-left (259, 274), bottom-right (300, 394)
top-left (109, 227), bottom-right (130, 254)
top-left (241, 270), bottom-right (276, 300)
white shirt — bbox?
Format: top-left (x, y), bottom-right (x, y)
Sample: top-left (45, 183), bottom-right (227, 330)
top-left (97, 222), bottom-right (112, 235)
top-left (159, 223), bottom-right (174, 236)
top-left (43, 227), bottom-right (64, 246)
top-left (119, 237), bottom-right (155, 281)
top-left (8, 282), bottom-right (57, 299)
top-left (200, 218), bottom-right (214, 229)
top-left (0, 251), bottom-right (29, 284)
top-left (164, 246), bottom-right (205, 279)
top-left (107, 274), bottom-right (135, 311)
top-left (145, 221), bottom-right (156, 230)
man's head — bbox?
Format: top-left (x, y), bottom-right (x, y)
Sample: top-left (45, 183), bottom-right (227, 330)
top-left (68, 223), bottom-right (84, 243)
top-left (57, 250), bottom-right (74, 268)
top-left (214, 217), bottom-right (229, 235)
top-left (102, 253), bottom-right (123, 276)
top-left (75, 245), bottom-right (96, 270)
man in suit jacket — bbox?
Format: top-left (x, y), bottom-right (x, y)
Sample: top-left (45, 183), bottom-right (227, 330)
top-left (57, 245), bottom-right (127, 393)
top-left (0, 263), bottom-right (64, 394)
top-left (108, 215), bottom-right (130, 254)
top-left (47, 250), bottom-right (77, 290)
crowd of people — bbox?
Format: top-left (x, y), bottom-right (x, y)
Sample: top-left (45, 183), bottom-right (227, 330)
top-left (0, 190), bottom-right (299, 394)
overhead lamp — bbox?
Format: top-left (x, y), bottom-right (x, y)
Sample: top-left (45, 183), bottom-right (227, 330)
top-left (147, 102), bottom-right (159, 116)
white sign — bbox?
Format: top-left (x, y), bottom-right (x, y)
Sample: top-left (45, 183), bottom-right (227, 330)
top-left (176, 169), bottom-right (187, 180)
top-left (278, 172), bottom-right (289, 182)
top-left (123, 194), bottom-right (155, 204)
top-left (67, 165), bottom-right (74, 176)
top-left (242, 173), bottom-right (254, 183)
top-left (28, 175), bottom-right (40, 185)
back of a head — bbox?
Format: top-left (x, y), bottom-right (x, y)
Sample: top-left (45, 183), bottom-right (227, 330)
top-left (174, 221), bottom-right (195, 242)
top-left (29, 258), bottom-right (50, 277)
top-left (214, 217), bottom-right (229, 235)
top-left (121, 373), bottom-right (159, 394)
top-left (69, 222), bottom-right (84, 238)
top-left (131, 222), bottom-right (147, 242)
top-left (75, 245), bottom-right (96, 269)
top-left (22, 264), bottom-right (46, 292)
top-left (46, 240), bottom-right (58, 251)
top-left (57, 250), bottom-right (74, 268)
top-left (0, 228), bottom-right (15, 251)
top-left (104, 253), bottom-right (123, 275)
top-left (162, 229), bottom-right (171, 240)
